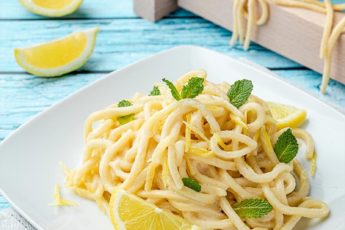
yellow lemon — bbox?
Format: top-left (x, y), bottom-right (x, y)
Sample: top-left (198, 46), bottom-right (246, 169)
top-left (109, 189), bottom-right (199, 230)
top-left (19, 0), bottom-right (83, 17)
top-left (14, 28), bottom-right (98, 77)
top-left (267, 102), bottom-right (307, 129)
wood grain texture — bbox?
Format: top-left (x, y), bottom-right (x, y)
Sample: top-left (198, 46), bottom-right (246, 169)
top-left (1, 0), bottom-right (342, 19)
top-left (274, 70), bottom-right (345, 113)
top-left (178, 0), bottom-right (345, 84)
top-left (1, 70), bottom-right (344, 142)
top-left (133, 0), bottom-right (177, 21)
top-left (0, 196), bottom-right (9, 209)
top-left (0, 0), bottom-right (191, 19)
top-left (0, 73), bottom-right (103, 141)
top-left (0, 0), bottom-right (134, 19)
top-left (0, 18), bottom-right (302, 73)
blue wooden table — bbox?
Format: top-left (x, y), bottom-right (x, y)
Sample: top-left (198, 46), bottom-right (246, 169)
top-left (0, 0), bottom-right (345, 212)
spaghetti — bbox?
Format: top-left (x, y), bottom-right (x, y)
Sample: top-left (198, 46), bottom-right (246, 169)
top-left (230, 0), bottom-right (345, 93)
top-left (65, 70), bottom-right (329, 230)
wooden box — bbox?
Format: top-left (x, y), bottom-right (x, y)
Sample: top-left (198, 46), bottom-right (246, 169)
top-left (133, 0), bottom-right (345, 85)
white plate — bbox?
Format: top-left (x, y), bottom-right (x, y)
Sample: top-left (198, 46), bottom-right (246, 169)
top-left (0, 46), bottom-right (344, 230)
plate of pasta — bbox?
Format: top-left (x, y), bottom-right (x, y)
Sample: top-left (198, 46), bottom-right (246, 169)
top-left (0, 46), bottom-right (344, 230)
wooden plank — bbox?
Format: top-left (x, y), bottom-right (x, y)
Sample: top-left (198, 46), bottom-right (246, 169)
top-left (133, 0), bottom-right (178, 22)
top-left (1, 69), bottom-right (344, 142)
top-left (0, 0), bottom-right (134, 19)
top-left (0, 0), bottom-right (192, 19)
top-left (0, 18), bottom-right (302, 73)
top-left (0, 196), bottom-right (10, 209)
top-left (274, 70), bottom-right (345, 112)
top-left (0, 73), bottom-right (103, 141)
top-left (178, 0), bottom-right (345, 84)
top-left (1, 0), bottom-right (342, 19)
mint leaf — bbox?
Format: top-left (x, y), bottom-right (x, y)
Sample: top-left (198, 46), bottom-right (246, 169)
top-left (182, 177), bottom-right (201, 192)
top-left (274, 128), bottom-right (298, 163)
top-left (181, 77), bottom-right (204, 99)
top-left (118, 115), bottom-right (134, 125)
top-left (233, 199), bottom-right (272, 218)
top-left (149, 86), bottom-right (160, 96)
top-left (118, 100), bottom-right (132, 107)
top-left (117, 100), bottom-right (134, 125)
top-left (227, 79), bottom-right (253, 108)
top-left (162, 78), bottom-right (181, 100)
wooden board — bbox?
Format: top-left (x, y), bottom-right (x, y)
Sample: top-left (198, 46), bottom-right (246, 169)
top-left (134, 0), bottom-right (345, 84)
top-left (0, 0), bottom-right (192, 19)
top-left (0, 18), bottom-right (302, 72)
top-left (133, 0), bottom-right (178, 21)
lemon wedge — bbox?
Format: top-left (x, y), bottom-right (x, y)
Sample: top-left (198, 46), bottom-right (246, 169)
top-left (267, 102), bottom-right (307, 129)
top-left (19, 0), bottom-right (83, 17)
top-left (109, 189), bottom-right (198, 230)
top-left (14, 28), bottom-right (98, 77)
top-left (50, 184), bottom-right (77, 206)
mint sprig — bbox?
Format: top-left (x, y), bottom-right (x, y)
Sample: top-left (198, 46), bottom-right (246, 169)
top-left (149, 86), bottom-right (160, 96)
top-left (117, 100), bottom-right (134, 125)
top-left (227, 79), bottom-right (253, 108)
top-left (162, 77), bottom-right (204, 101)
top-left (274, 128), bottom-right (298, 163)
top-left (233, 199), bottom-right (272, 218)
top-left (163, 78), bottom-right (181, 100)
top-left (181, 77), bottom-right (204, 99)
top-left (182, 177), bottom-right (201, 192)
top-left (118, 115), bottom-right (134, 125)
top-left (118, 100), bottom-right (132, 107)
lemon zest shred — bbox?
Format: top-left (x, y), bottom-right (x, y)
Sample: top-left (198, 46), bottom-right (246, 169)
top-left (260, 127), bottom-right (274, 153)
top-left (206, 105), bottom-right (221, 111)
top-left (183, 121), bottom-right (209, 143)
top-left (145, 164), bottom-right (156, 191)
top-left (59, 161), bottom-right (73, 186)
top-left (189, 147), bottom-right (215, 157)
top-left (59, 161), bottom-right (71, 175)
top-left (50, 184), bottom-right (77, 206)
top-left (311, 152), bottom-right (317, 176)
top-left (185, 158), bottom-right (193, 175)
top-left (230, 114), bottom-right (248, 129)
top-left (242, 128), bottom-right (249, 136)
top-left (185, 114), bottom-right (192, 152)
top-left (213, 133), bottom-right (231, 151)
top-left (162, 158), bottom-right (169, 188)
top-left (253, 130), bottom-right (260, 142)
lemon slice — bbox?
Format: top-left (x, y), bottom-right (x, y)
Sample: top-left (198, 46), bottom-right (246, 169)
top-left (19, 0), bottom-right (83, 17)
top-left (109, 189), bottom-right (198, 230)
top-left (14, 28), bottom-right (98, 77)
top-left (267, 102), bottom-right (307, 129)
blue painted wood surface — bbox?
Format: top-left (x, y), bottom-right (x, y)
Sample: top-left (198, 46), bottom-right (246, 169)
top-left (0, 18), bottom-right (302, 72)
top-left (0, 0), bottom-right (344, 211)
top-left (0, 0), bottom-right (193, 19)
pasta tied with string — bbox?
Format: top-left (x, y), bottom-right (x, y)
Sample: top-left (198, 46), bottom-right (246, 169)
top-left (230, 0), bottom-right (345, 93)
top-left (65, 70), bottom-right (329, 230)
